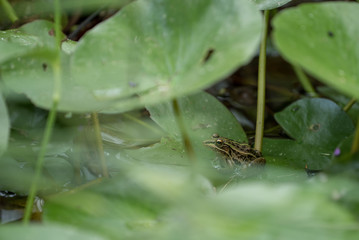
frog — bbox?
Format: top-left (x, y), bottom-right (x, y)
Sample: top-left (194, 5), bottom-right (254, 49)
top-left (203, 133), bottom-right (266, 168)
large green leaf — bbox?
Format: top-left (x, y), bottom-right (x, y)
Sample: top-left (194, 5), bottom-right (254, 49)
top-left (70, 0), bottom-right (262, 112)
top-left (123, 91), bottom-right (246, 167)
top-left (263, 98), bottom-right (354, 169)
top-left (0, 92), bottom-right (9, 156)
top-left (272, 2), bottom-right (359, 99)
top-left (2, 51), bottom-right (111, 112)
top-left (43, 164), bottom-right (359, 240)
top-left (2, 0), bottom-right (261, 113)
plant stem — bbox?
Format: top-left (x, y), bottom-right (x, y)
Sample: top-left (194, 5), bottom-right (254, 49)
top-left (53, 0), bottom-right (62, 50)
top-left (292, 64), bottom-right (318, 97)
top-left (351, 116), bottom-right (359, 154)
top-left (23, 101), bottom-right (58, 224)
top-left (23, 0), bottom-right (62, 224)
top-left (172, 98), bottom-right (196, 163)
top-left (343, 98), bottom-right (356, 112)
top-left (254, 10), bottom-right (269, 152)
top-left (0, 0), bottom-right (18, 22)
top-left (92, 112), bottom-right (109, 178)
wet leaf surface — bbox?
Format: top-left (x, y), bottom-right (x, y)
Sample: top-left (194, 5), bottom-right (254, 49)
top-left (1, 0), bottom-right (262, 113)
top-left (273, 2), bottom-right (359, 99)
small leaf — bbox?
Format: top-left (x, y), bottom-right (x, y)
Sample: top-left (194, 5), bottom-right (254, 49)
top-left (263, 98), bottom-right (354, 169)
top-left (275, 98), bottom-right (354, 148)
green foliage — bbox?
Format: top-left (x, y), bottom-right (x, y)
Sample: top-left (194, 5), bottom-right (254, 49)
top-left (1, 0), bottom-right (359, 239)
top-left (318, 86), bottom-right (359, 123)
top-left (123, 92), bottom-right (246, 167)
top-left (0, 224), bottom-right (104, 240)
top-left (263, 98), bottom-right (354, 169)
top-left (41, 166), bottom-right (359, 240)
top-left (1, 0), bottom-right (262, 113)
top-left (273, 2), bottom-right (359, 100)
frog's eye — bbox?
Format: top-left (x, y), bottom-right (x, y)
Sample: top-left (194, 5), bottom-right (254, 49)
top-left (212, 133), bottom-right (219, 138)
top-left (216, 139), bottom-right (223, 145)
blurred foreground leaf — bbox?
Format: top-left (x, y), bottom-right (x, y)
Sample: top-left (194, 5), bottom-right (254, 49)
top-left (0, 224), bottom-right (104, 240)
top-left (43, 164), bottom-right (359, 240)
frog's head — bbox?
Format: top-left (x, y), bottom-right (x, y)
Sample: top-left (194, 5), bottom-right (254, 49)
top-left (203, 133), bottom-right (232, 155)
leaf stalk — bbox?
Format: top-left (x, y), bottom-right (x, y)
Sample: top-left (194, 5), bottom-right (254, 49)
top-left (254, 10), bottom-right (269, 152)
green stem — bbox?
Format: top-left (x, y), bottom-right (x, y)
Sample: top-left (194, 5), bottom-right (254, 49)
top-left (351, 116), bottom-right (359, 155)
top-left (92, 113), bottom-right (109, 178)
top-left (23, 101), bottom-right (58, 224)
top-left (53, 0), bottom-right (62, 50)
top-left (23, 0), bottom-right (62, 224)
top-left (292, 64), bottom-right (318, 97)
top-left (0, 0), bottom-right (18, 22)
top-left (254, 10), bottom-right (269, 152)
top-left (172, 98), bottom-right (196, 164)
top-left (343, 98), bottom-right (356, 112)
